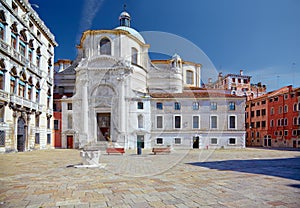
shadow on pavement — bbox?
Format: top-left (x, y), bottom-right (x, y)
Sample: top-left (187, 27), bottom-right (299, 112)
top-left (187, 157), bottom-right (300, 181)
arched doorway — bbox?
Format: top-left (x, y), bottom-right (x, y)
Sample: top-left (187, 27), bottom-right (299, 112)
top-left (17, 117), bottom-right (26, 152)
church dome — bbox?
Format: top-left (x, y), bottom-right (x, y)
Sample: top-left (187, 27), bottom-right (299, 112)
top-left (114, 26), bottom-right (145, 44)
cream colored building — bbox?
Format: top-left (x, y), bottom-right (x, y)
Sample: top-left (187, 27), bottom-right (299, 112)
top-left (0, 0), bottom-right (57, 152)
top-left (55, 10), bottom-right (245, 150)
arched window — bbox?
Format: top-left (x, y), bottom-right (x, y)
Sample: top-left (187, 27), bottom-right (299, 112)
top-left (186, 70), bottom-right (194, 85)
top-left (18, 71), bottom-right (26, 97)
top-left (27, 76), bottom-right (33, 100)
top-left (294, 117), bottom-right (297, 125)
top-left (0, 59), bottom-right (5, 90)
top-left (131, 47), bottom-right (138, 65)
top-left (10, 67), bottom-right (17, 94)
top-left (138, 114), bottom-right (143, 129)
top-left (0, 10), bottom-right (6, 40)
top-left (35, 81), bottom-right (40, 103)
top-left (284, 118), bottom-right (288, 126)
top-left (294, 103), bottom-right (297, 111)
top-left (68, 114), bottom-right (72, 129)
top-left (100, 38), bottom-right (111, 55)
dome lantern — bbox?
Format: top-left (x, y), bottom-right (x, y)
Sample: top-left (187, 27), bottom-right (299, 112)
top-left (119, 5), bottom-right (131, 27)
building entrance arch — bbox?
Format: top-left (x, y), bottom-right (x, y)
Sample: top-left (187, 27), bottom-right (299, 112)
top-left (17, 117), bottom-right (26, 152)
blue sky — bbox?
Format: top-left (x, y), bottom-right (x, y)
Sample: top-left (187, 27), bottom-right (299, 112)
top-left (31, 0), bottom-right (300, 91)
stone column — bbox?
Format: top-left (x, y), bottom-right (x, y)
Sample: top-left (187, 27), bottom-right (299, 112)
top-left (82, 79), bottom-right (89, 142)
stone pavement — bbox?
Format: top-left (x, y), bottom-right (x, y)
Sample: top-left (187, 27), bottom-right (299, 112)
top-left (0, 148), bottom-right (299, 208)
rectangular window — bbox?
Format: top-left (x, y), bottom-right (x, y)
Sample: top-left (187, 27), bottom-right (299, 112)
top-left (256, 121), bottom-right (260, 128)
top-left (229, 116), bottom-right (236, 129)
top-left (192, 102), bottom-right (199, 110)
top-left (210, 116), bottom-right (217, 129)
top-left (193, 116), bottom-right (199, 129)
top-left (210, 138), bottom-right (218, 145)
top-left (251, 122), bottom-right (255, 128)
top-left (137, 102), bottom-right (144, 109)
top-left (35, 133), bottom-right (40, 144)
top-left (156, 138), bottom-right (163, 145)
top-left (186, 70), bottom-right (194, 85)
top-left (0, 130), bottom-right (5, 146)
top-left (262, 100), bottom-right (266, 105)
top-left (156, 102), bottom-right (163, 110)
top-left (262, 121), bottom-right (266, 128)
top-left (256, 110), bottom-right (260, 117)
top-left (174, 138), bottom-right (181, 144)
top-left (47, 134), bottom-right (51, 144)
top-left (67, 103), bottom-right (72, 110)
top-left (156, 116), bottom-right (163, 129)
top-left (174, 116), bottom-right (181, 128)
top-left (47, 118), bottom-right (51, 129)
top-left (35, 115), bottom-right (39, 127)
top-left (174, 102), bottom-right (181, 110)
top-left (270, 120), bottom-right (273, 127)
top-left (229, 102), bottom-right (235, 110)
top-left (54, 120), bottom-right (59, 130)
top-left (284, 130), bottom-right (288, 136)
top-left (262, 109), bottom-right (266, 116)
top-left (210, 102), bottom-right (217, 110)
top-left (251, 111), bottom-right (254, 117)
top-left (229, 138), bottom-right (236, 145)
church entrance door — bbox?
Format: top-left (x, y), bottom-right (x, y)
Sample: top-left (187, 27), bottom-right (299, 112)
top-left (97, 113), bottom-right (111, 141)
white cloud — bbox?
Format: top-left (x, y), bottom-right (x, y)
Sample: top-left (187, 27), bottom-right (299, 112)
top-left (77, 0), bottom-right (105, 41)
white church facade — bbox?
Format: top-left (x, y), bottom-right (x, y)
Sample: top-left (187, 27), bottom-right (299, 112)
top-left (54, 11), bottom-right (246, 150)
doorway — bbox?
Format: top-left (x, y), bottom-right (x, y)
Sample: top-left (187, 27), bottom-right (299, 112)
top-left (293, 140), bottom-right (297, 148)
top-left (17, 117), bottom-right (26, 152)
top-left (193, 136), bottom-right (199, 149)
top-left (137, 135), bottom-right (144, 149)
top-left (97, 113), bottom-right (111, 141)
top-left (67, 135), bottom-right (73, 149)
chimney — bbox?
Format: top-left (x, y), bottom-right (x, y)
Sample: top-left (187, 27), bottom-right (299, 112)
top-left (240, 69), bottom-right (243, 76)
top-left (218, 72), bottom-right (223, 81)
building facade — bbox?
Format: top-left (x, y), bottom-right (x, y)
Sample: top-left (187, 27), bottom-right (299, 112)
top-left (54, 10), bottom-right (246, 150)
top-left (246, 85), bottom-right (300, 148)
top-left (0, 0), bottom-right (57, 152)
top-left (206, 70), bottom-right (266, 98)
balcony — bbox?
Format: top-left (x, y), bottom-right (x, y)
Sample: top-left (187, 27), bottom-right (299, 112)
top-left (0, 90), bottom-right (9, 102)
top-left (10, 94), bottom-right (39, 111)
top-left (0, 39), bottom-right (9, 53)
top-left (46, 108), bottom-right (53, 115)
top-left (28, 62), bottom-right (43, 77)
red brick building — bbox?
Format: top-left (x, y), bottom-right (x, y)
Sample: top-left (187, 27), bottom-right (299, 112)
top-left (246, 85), bottom-right (300, 148)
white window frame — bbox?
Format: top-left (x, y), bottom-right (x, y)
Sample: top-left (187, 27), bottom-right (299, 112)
top-left (210, 138), bottom-right (218, 145)
top-left (156, 115), bottom-right (163, 129)
top-left (174, 137), bottom-right (182, 145)
top-left (192, 115), bottom-right (200, 129)
top-left (210, 115), bottom-right (218, 129)
top-left (228, 115), bottom-right (237, 129)
top-left (156, 138), bottom-right (163, 145)
top-left (228, 137), bottom-right (237, 145)
top-left (174, 115), bottom-right (182, 129)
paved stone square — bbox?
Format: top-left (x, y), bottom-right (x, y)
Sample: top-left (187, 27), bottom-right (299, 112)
top-left (0, 148), bottom-right (299, 208)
